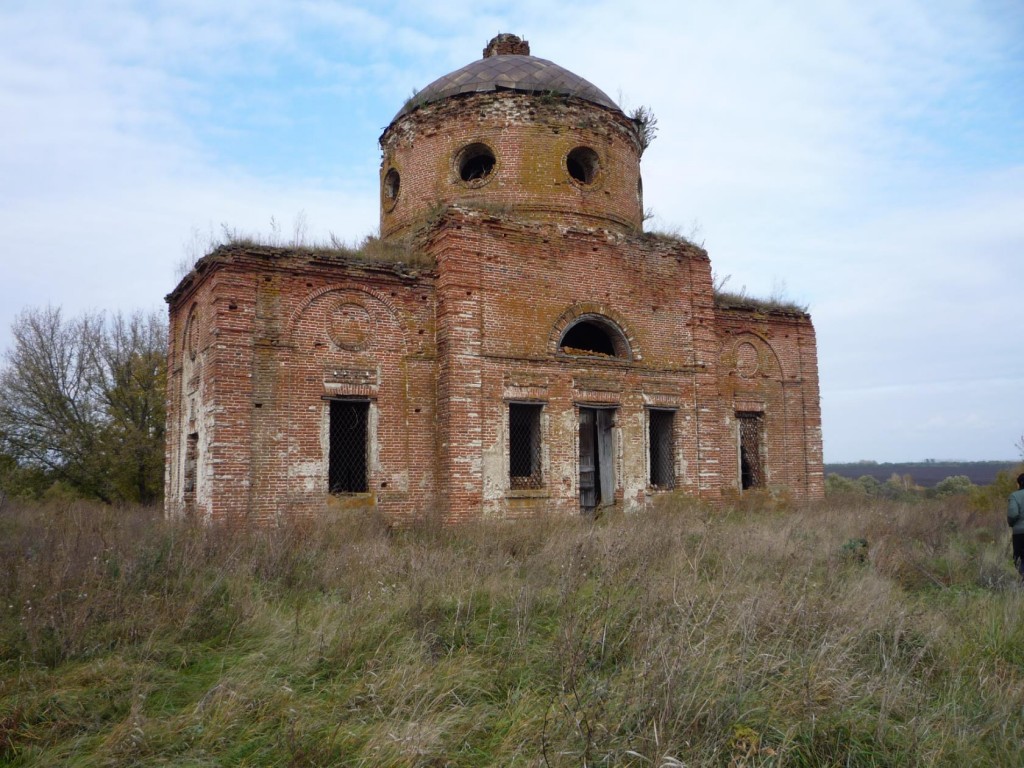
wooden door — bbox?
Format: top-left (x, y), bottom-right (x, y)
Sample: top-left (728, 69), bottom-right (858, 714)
top-left (580, 407), bottom-right (615, 511)
top-left (579, 408), bottom-right (597, 510)
top-left (597, 409), bottom-right (615, 507)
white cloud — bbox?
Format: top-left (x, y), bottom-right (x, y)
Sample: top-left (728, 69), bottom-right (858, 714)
top-left (0, 0), bottom-right (1021, 461)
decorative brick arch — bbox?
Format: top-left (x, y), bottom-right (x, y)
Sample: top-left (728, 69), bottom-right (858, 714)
top-left (280, 284), bottom-right (414, 503)
top-left (722, 331), bottom-right (784, 379)
top-left (182, 303), bottom-right (199, 358)
top-left (180, 303), bottom-right (202, 393)
top-left (549, 302), bottom-right (640, 362)
top-left (286, 285), bottom-right (409, 356)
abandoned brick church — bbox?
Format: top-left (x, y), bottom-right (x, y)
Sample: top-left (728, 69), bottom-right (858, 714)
top-left (165, 34), bottom-right (824, 524)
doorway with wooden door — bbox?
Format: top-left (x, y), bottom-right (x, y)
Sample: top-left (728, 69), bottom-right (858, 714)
top-left (579, 407), bottom-right (615, 513)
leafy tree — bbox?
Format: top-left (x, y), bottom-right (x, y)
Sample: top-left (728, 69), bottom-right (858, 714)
top-left (857, 475), bottom-right (882, 495)
top-left (0, 448), bottom-right (52, 503)
top-left (933, 474), bottom-right (974, 497)
top-left (825, 473), bottom-right (859, 495)
top-left (881, 472), bottom-right (917, 501)
top-left (93, 312), bottom-right (167, 503)
top-left (0, 306), bottom-right (166, 504)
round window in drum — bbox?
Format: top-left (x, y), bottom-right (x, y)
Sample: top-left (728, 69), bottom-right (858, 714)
top-left (455, 143), bottom-right (496, 186)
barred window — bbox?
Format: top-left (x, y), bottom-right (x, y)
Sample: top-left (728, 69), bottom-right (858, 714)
top-left (509, 403), bottom-right (543, 489)
top-left (648, 409), bottom-right (675, 489)
top-left (737, 412), bottom-right (764, 490)
top-left (328, 399), bottom-right (369, 493)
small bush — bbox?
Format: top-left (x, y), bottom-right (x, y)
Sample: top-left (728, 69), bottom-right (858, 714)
top-left (840, 537), bottom-right (869, 563)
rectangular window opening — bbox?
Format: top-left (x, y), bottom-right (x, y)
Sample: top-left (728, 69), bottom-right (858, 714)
top-left (737, 412), bottom-right (764, 490)
top-left (509, 403), bottom-right (543, 489)
top-left (183, 432), bottom-right (198, 498)
top-left (329, 399), bottom-right (369, 493)
top-left (648, 409), bottom-right (675, 489)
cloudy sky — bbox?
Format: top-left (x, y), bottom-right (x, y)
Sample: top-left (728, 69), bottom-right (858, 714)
top-left (1, 1), bottom-right (1022, 463)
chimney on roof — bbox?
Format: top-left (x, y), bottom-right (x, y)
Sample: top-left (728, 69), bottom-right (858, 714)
top-left (483, 34), bottom-right (530, 58)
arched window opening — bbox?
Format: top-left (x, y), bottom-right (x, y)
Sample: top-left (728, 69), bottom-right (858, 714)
top-left (561, 322), bottom-right (614, 355)
top-left (567, 146), bottom-right (600, 185)
top-left (383, 168), bottom-right (400, 203)
top-left (558, 316), bottom-right (629, 359)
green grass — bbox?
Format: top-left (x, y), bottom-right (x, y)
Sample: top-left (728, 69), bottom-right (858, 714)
top-left (713, 289), bottom-right (809, 315)
top-left (1, 494), bottom-right (1022, 766)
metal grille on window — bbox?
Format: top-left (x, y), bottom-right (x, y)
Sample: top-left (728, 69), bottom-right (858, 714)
top-left (329, 400), bottom-right (369, 493)
top-left (509, 403), bottom-right (543, 489)
top-left (649, 409), bottom-right (675, 489)
top-left (738, 413), bottom-right (764, 490)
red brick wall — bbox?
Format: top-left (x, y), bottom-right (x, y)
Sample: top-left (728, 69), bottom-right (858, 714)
top-left (427, 206), bottom-right (732, 519)
top-left (165, 269), bottom-right (223, 521)
top-left (715, 306), bottom-right (824, 499)
top-left (166, 247), bottom-right (438, 524)
top-left (166, 235), bottom-right (823, 524)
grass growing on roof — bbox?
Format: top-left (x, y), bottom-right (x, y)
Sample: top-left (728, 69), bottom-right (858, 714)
top-left (220, 232), bottom-right (433, 270)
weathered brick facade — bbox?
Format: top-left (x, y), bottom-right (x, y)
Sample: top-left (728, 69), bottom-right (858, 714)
top-left (165, 35), bottom-right (823, 524)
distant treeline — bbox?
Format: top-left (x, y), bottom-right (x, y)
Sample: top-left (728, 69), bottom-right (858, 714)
top-left (824, 461), bottom-right (1018, 488)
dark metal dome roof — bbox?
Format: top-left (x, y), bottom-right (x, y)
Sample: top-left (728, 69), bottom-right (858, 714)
top-left (393, 53), bottom-right (621, 120)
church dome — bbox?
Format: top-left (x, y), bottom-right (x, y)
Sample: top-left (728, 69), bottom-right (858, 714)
top-left (379, 34), bottom-right (643, 238)
top-left (394, 34), bottom-right (620, 120)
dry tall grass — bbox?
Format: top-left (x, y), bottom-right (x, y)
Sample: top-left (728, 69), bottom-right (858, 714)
top-left (2, 493), bottom-right (1022, 766)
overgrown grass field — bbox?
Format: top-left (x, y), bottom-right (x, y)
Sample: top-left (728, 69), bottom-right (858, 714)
top-left (2, 492), bottom-right (1023, 766)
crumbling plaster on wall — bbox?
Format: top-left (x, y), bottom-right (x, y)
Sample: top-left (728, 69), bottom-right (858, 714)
top-left (166, 297), bottom-right (218, 521)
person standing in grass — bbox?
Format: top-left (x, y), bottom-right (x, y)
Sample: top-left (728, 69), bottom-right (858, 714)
top-left (1009, 473), bottom-right (1024, 580)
